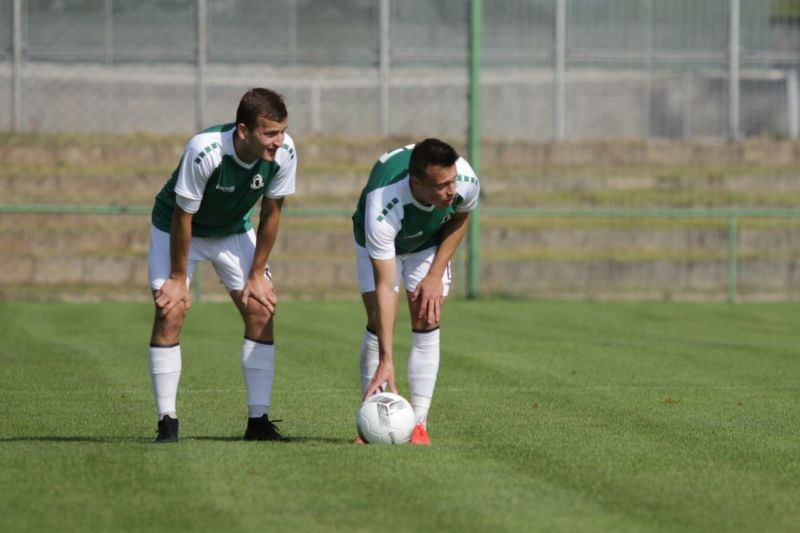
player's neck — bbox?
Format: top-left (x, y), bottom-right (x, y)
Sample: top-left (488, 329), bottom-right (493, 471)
top-left (409, 182), bottom-right (432, 207)
top-left (233, 136), bottom-right (258, 165)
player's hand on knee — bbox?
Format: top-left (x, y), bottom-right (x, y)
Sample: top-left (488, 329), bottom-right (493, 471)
top-left (155, 278), bottom-right (190, 318)
top-left (242, 276), bottom-right (277, 315)
top-left (412, 276), bottom-right (444, 326)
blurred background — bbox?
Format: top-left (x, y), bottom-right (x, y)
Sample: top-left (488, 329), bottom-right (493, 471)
top-left (1, 0), bottom-right (799, 302)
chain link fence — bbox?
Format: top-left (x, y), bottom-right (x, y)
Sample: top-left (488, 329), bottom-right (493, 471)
top-left (1, 0), bottom-right (799, 140)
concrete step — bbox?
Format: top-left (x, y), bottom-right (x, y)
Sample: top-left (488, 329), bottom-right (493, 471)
top-left (5, 212), bottom-right (798, 258)
top-left (5, 167), bottom-right (800, 210)
top-left (3, 135), bottom-right (800, 301)
top-left (4, 134), bottom-right (800, 167)
top-left (2, 210), bottom-right (798, 301)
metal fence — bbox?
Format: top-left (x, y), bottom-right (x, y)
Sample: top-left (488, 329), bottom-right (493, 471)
top-left (2, 0), bottom-right (799, 140)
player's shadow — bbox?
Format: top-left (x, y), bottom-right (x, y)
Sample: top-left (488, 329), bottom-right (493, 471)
top-left (188, 435), bottom-right (351, 444)
top-left (0, 436), bottom-right (153, 443)
top-left (274, 435), bottom-right (352, 445)
top-left (0, 435), bottom-right (351, 444)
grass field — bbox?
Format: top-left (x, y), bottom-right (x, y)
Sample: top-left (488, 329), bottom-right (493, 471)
top-left (1, 300), bottom-right (798, 532)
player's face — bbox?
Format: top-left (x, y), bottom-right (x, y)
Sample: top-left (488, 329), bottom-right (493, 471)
top-left (238, 116), bottom-right (287, 162)
top-left (414, 164), bottom-right (458, 209)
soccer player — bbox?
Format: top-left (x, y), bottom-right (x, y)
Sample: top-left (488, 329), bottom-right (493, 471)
top-left (147, 88), bottom-right (296, 443)
top-left (352, 139), bottom-right (480, 445)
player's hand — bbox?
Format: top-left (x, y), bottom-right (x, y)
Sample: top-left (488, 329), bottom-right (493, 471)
top-left (363, 361), bottom-right (397, 399)
top-left (241, 275), bottom-right (277, 315)
top-left (411, 275), bottom-right (444, 326)
top-left (154, 278), bottom-right (191, 317)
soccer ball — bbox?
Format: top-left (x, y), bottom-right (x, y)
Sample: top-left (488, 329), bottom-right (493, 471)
top-left (356, 392), bottom-right (416, 444)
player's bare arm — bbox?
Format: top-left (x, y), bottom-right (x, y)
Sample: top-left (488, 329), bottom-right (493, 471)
top-left (364, 257), bottom-right (399, 398)
top-left (241, 196), bottom-right (283, 313)
top-left (155, 206), bottom-right (193, 318)
top-left (412, 211), bottom-right (471, 326)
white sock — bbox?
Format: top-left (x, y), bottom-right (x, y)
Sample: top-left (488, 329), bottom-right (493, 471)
top-left (359, 329), bottom-right (381, 397)
top-left (408, 328), bottom-right (440, 427)
top-left (241, 338), bottom-right (275, 418)
top-left (149, 344), bottom-right (181, 419)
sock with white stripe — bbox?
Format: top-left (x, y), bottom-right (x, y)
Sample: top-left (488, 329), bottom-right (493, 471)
top-left (359, 328), bottom-right (381, 397)
top-left (241, 337), bottom-right (275, 418)
top-left (149, 344), bottom-right (181, 419)
top-left (408, 328), bottom-right (440, 427)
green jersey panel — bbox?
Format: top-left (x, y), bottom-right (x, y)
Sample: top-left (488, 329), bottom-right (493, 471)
top-left (352, 145), bottom-right (414, 250)
top-left (352, 144), bottom-right (480, 258)
top-left (151, 124), bottom-right (295, 238)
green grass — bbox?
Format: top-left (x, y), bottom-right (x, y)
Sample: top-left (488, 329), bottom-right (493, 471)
top-left (1, 301), bottom-right (798, 532)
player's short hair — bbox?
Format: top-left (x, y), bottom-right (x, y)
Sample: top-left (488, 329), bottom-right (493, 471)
top-left (408, 138), bottom-right (459, 181)
top-left (236, 88), bottom-right (288, 129)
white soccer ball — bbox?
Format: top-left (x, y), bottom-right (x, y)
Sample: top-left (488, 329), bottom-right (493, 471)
top-left (356, 392), bottom-right (417, 444)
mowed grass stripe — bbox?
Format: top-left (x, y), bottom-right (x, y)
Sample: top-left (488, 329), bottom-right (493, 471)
top-left (439, 301), bottom-right (799, 531)
top-left (0, 301), bottom-right (799, 532)
top-left (460, 304), bottom-right (798, 524)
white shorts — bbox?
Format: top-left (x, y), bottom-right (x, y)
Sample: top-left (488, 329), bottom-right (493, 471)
top-left (148, 225), bottom-right (270, 292)
top-left (356, 243), bottom-right (451, 296)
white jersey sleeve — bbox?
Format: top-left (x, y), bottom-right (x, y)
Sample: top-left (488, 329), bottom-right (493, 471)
top-left (364, 184), bottom-right (404, 261)
top-left (266, 133), bottom-right (297, 199)
top-left (174, 135), bottom-right (222, 214)
top-left (455, 157), bottom-right (480, 213)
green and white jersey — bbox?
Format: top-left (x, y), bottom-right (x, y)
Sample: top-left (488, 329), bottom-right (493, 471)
top-left (352, 144), bottom-right (480, 260)
top-left (151, 123), bottom-right (296, 238)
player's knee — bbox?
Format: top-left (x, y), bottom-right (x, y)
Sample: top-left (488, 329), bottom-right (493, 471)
top-left (244, 302), bottom-right (273, 329)
top-left (408, 305), bottom-right (440, 331)
top-left (411, 317), bottom-right (439, 331)
top-left (152, 308), bottom-right (185, 344)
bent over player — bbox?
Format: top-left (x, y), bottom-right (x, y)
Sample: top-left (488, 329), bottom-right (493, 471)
top-left (147, 88), bottom-right (296, 443)
top-left (352, 139), bottom-right (480, 445)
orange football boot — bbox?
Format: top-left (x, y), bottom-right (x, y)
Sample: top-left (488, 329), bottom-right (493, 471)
top-left (409, 423), bottom-right (431, 445)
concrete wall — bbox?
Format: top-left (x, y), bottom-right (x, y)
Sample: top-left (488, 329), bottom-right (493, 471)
top-left (0, 64), bottom-right (796, 139)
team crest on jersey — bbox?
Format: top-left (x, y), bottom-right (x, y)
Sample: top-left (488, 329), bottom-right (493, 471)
top-left (440, 213), bottom-right (452, 225)
top-left (250, 174), bottom-right (264, 190)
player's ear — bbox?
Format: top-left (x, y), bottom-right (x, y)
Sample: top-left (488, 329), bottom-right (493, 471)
top-left (236, 122), bottom-right (249, 140)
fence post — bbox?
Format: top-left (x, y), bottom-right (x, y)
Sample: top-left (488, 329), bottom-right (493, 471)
top-left (195, 0), bottom-right (207, 132)
top-left (104, 0), bottom-right (114, 66)
top-left (12, 0), bottom-right (22, 132)
top-left (467, 0), bottom-right (482, 299)
top-left (288, 0), bottom-right (297, 66)
top-left (787, 69), bottom-right (799, 139)
top-left (682, 72), bottom-right (693, 138)
top-left (553, 0), bottom-right (566, 141)
top-left (728, 0), bottom-right (740, 140)
top-left (379, 0), bottom-right (391, 136)
top-left (643, 0), bottom-right (653, 137)
top-left (727, 216), bottom-right (738, 303)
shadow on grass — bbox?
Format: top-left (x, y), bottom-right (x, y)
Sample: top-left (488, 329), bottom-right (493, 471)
top-left (187, 435), bottom-right (352, 444)
top-left (0, 435), bottom-right (352, 445)
top-left (0, 436), bottom-right (153, 443)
